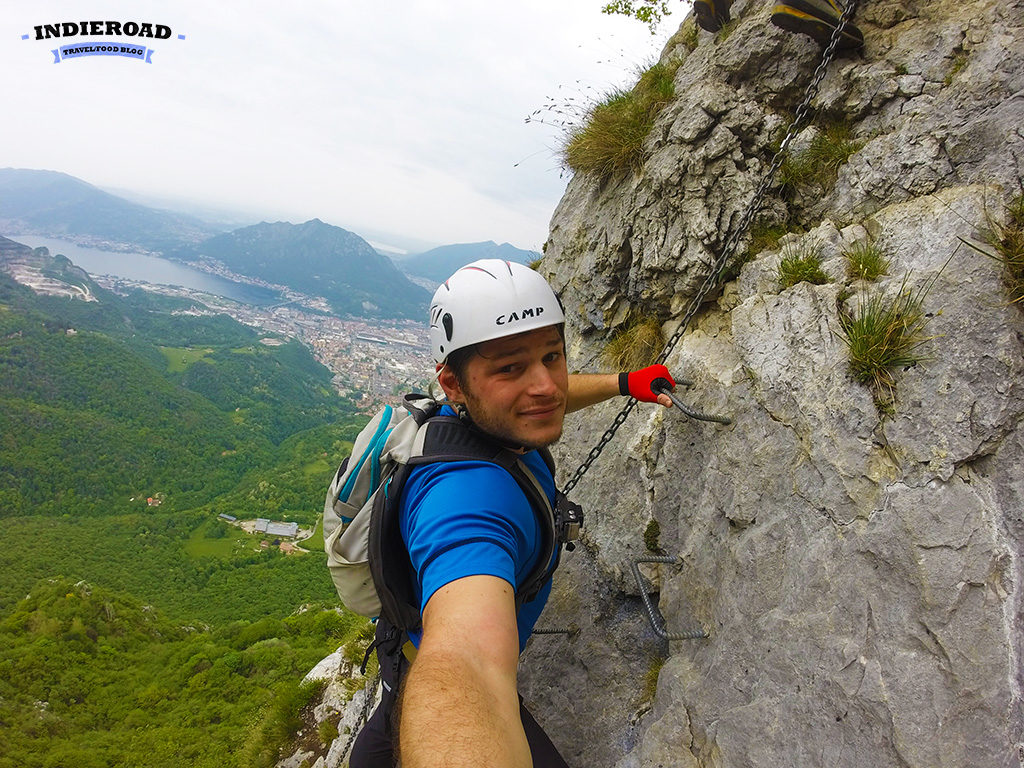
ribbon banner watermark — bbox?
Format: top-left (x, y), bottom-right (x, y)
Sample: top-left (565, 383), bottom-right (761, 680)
top-left (21, 20), bottom-right (185, 65)
top-left (53, 41), bottom-right (154, 63)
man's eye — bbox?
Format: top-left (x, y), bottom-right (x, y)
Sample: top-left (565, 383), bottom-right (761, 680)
top-left (543, 352), bottom-right (562, 363)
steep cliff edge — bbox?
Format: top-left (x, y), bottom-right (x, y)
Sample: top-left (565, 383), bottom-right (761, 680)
top-left (520, 0), bottom-right (1024, 766)
top-left (293, 1), bottom-right (1024, 766)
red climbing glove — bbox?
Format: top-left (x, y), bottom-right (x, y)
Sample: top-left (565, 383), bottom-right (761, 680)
top-left (619, 364), bottom-right (675, 403)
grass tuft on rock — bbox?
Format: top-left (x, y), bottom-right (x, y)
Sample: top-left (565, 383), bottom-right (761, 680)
top-left (959, 193), bottom-right (1024, 306)
top-left (843, 241), bottom-right (890, 281)
top-left (603, 312), bottom-right (665, 371)
top-left (838, 276), bottom-right (930, 409)
top-left (665, 17), bottom-right (699, 52)
top-left (640, 655), bottom-right (665, 705)
top-left (716, 18), bottom-right (739, 43)
top-left (746, 219), bottom-right (793, 260)
top-left (563, 59), bottom-right (679, 178)
top-left (243, 678), bottom-right (327, 768)
top-left (985, 194), bottom-right (1024, 305)
top-left (778, 242), bottom-right (830, 289)
top-left (994, 195), bottom-right (1024, 303)
top-left (779, 120), bottom-right (863, 196)
top-left (318, 719), bottom-right (339, 746)
top-left (944, 49), bottom-right (969, 86)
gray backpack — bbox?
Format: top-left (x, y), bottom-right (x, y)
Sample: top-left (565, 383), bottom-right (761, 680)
top-left (323, 394), bottom-right (582, 631)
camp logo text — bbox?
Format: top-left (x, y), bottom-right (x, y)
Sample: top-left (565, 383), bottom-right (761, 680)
top-left (495, 307), bottom-right (545, 325)
top-left (22, 21), bottom-right (186, 64)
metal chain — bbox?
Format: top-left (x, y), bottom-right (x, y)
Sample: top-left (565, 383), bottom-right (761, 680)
top-left (561, 0), bottom-right (858, 498)
top-left (562, 399), bottom-right (640, 495)
top-left (336, 669), bottom-right (381, 764)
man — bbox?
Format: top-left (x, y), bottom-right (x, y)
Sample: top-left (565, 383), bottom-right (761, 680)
top-left (695, 0), bottom-right (864, 50)
top-left (349, 259), bottom-right (675, 767)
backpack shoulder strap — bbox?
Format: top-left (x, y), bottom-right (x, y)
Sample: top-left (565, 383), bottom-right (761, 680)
top-left (369, 411), bottom-right (563, 633)
top-left (402, 392), bottom-right (441, 424)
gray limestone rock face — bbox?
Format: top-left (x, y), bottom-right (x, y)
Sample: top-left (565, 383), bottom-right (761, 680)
top-left (522, 0), bottom-right (1024, 766)
top-left (277, 646), bottom-right (381, 768)
top-left (287, 1), bottom-right (1024, 765)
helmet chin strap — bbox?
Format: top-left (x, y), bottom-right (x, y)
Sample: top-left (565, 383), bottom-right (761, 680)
top-left (452, 402), bottom-right (530, 453)
top-left (427, 367), bottom-right (445, 400)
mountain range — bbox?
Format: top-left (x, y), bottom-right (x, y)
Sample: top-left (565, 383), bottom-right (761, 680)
top-left (0, 168), bottom-right (539, 318)
top-left (0, 168), bottom-right (225, 251)
top-left (398, 240), bottom-right (541, 284)
top-left (168, 219), bottom-right (430, 319)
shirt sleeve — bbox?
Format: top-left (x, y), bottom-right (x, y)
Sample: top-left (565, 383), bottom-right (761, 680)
top-left (400, 460), bottom-right (541, 614)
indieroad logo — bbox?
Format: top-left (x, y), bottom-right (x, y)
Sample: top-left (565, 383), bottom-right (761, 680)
top-left (21, 20), bottom-right (186, 64)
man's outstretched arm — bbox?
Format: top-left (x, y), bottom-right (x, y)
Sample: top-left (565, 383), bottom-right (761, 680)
top-left (399, 575), bottom-right (530, 768)
top-left (566, 364), bottom-right (675, 413)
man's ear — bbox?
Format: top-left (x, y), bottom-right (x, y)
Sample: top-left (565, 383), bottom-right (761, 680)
top-left (437, 363), bottom-right (465, 404)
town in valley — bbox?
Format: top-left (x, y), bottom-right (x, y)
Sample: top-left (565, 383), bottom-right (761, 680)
top-left (94, 270), bottom-right (434, 411)
top-left (0, 238), bottom-right (434, 412)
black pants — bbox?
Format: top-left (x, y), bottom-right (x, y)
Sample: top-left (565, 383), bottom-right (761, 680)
top-left (349, 626), bottom-right (569, 767)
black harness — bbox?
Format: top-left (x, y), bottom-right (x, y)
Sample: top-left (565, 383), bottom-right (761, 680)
top-left (360, 393), bottom-right (582, 670)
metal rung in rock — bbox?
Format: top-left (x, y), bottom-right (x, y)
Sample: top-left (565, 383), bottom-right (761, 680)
top-left (653, 379), bottom-right (731, 425)
top-left (630, 556), bottom-right (709, 640)
top-left (532, 625), bottom-right (580, 637)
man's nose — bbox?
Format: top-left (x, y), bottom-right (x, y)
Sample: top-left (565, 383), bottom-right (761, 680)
top-left (525, 361), bottom-right (558, 395)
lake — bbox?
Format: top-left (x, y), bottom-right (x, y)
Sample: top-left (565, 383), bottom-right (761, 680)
top-left (7, 235), bottom-right (280, 306)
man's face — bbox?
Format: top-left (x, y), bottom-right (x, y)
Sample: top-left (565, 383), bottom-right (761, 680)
top-left (441, 325), bottom-right (568, 450)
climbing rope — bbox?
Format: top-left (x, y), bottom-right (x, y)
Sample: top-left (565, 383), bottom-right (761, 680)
top-left (630, 556), bottom-right (708, 640)
top-left (560, 0), bottom-right (859, 498)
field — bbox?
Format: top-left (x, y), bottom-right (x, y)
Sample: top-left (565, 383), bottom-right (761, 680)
top-left (158, 345), bottom-right (214, 372)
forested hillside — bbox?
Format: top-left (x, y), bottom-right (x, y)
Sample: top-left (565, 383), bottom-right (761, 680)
top-left (0, 578), bottom-right (371, 768)
top-left (170, 218), bottom-right (430, 319)
top-left (0, 272), bottom-right (373, 766)
top-left (0, 273), bottom-right (356, 517)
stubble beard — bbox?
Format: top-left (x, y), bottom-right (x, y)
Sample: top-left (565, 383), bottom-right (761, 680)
top-left (461, 392), bottom-right (564, 451)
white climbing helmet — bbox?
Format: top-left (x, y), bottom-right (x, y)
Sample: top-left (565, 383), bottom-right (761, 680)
top-left (429, 259), bottom-right (565, 364)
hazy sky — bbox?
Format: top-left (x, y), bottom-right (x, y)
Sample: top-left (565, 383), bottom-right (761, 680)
top-left (3, 1), bottom-right (686, 252)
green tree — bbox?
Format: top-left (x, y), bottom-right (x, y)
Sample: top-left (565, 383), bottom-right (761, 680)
top-left (602, 0), bottom-right (673, 32)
